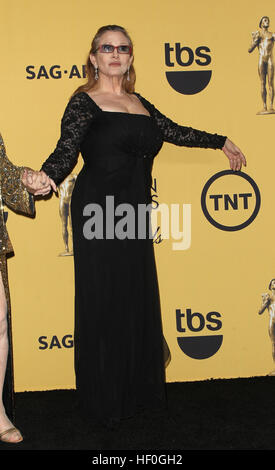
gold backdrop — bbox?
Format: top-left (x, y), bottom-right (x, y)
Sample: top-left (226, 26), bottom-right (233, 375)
top-left (1, 0), bottom-right (275, 391)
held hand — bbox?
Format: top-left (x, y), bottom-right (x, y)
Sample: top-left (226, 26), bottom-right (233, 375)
top-left (36, 170), bottom-right (57, 195)
top-left (222, 138), bottom-right (247, 171)
top-left (22, 169), bottom-right (57, 196)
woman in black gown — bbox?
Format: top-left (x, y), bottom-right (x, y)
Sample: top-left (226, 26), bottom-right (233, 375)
top-left (40, 25), bottom-right (246, 423)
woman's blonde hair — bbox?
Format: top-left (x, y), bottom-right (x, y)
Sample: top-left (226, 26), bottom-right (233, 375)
top-left (73, 25), bottom-right (136, 96)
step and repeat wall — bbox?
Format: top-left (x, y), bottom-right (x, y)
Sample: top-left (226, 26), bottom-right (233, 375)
top-left (1, 0), bottom-right (275, 391)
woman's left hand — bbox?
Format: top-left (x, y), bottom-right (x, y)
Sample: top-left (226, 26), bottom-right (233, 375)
top-left (222, 138), bottom-right (247, 171)
top-left (22, 169), bottom-right (57, 195)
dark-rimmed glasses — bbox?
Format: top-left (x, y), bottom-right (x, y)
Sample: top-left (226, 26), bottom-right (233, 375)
top-left (96, 44), bottom-right (132, 55)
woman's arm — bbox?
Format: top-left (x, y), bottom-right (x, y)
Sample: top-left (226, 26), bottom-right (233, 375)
top-left (40, 92), bottom-right (95, 186)
top-left (0, 134), bottom-right (35, 216)
top-left (136, 94), bottom-right (246, 171)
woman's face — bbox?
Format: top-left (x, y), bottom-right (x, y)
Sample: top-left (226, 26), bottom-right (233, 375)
top-left (90, 31), bottom-right (133, 80)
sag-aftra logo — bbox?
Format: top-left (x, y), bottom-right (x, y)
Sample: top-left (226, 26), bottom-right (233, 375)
top-left (26, 64), bottom-right (86, 79)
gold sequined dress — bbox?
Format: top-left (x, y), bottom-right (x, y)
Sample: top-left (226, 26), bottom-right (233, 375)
top-left (0, 134), bottom-right (34, 420)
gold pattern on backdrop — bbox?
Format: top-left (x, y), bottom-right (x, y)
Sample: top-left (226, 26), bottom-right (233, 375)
top-left (58, 173), bottom-right (77, 257)
top-left (248, 16), bottom-right (275, 115)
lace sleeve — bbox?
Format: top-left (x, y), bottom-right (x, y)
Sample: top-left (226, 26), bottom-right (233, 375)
top-left (41, 92), bottom-right (95, 185)
top-left (136, 93), bottom-right (227, 150)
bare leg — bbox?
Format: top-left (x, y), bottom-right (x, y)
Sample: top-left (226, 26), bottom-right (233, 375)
top-left (0, 271), bottom-right (22, 443)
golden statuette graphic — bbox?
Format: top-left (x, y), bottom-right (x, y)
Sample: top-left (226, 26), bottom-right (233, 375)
top-left (259, 278), bottom-right (275, 375)
top-left (248, 16), bottom-right (275, 115)
top-left (58, 173), bottom-right (77, 256)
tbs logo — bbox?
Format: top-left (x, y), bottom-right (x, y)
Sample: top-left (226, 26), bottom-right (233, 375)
top-left (176, 308), bottom-right (223, 359)
top-left (165, 42), bottom-right (212, 95)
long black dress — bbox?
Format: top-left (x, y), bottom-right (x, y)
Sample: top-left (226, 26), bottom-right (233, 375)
top-left (41, 92), bottom-right (226, 421)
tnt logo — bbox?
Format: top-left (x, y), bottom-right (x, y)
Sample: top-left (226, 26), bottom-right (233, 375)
top-left (164, 42), bottom-right (212, 94)
top-left (201, 170), bottom-right (261, 231)
top-left (176, 308), bottom-right (223, 359)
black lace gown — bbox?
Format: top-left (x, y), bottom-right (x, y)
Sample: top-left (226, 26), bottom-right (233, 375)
top-left (41, 92), bottom-right (226, 421)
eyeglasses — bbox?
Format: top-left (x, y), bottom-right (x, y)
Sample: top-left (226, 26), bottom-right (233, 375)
top-left (97, 44), bottom-right (132, 55)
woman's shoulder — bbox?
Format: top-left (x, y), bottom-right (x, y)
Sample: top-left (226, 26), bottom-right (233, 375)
top-left (132, 92), bottom-right (155, 109)
top-left (64, 91), bottom-right (100, 115)
top-left (132, 92), bottom-right (160, 118)
top-left (68, 91), bottom-right (97, 106)
top-left (132, 91), bottom-right (148, 102)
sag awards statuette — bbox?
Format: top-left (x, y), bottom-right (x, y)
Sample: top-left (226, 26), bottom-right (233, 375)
top-left (58, 173), bottom-right (77, 256)
top-left (259, 279), bottom-right (275, 376)
top-left (248, 16), bottom-right (275, 115)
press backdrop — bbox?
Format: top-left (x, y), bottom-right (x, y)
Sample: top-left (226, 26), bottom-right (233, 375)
top-left (1, 0), bottom-right (275, 391)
